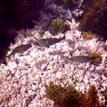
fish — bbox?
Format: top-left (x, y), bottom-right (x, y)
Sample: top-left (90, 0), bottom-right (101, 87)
top-left (63, 56), bottom-right (93, 63)
top-left (33, 36), bottom-right (65, 47)
top-left (33, 37), bottom-right (49, 47)
top-left (42, 36), bottom-right (65, 46)
top-left (7, 43), bottom-right (32, 57)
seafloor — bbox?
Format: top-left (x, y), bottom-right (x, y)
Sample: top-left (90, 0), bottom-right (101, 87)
top-left (0, 1), bottom-right (107, 107)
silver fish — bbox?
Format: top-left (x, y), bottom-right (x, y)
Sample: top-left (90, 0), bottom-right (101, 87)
top-left (42, 36), bottom-right (65, 47)
top-left (63, 56), bottom-right (93, 63)
top-left (33, 37), bottom-right (49, 47)
top-left (33, 36), bottom-right (65, 47)
top-left (8, 43), bottom-right (32, 57)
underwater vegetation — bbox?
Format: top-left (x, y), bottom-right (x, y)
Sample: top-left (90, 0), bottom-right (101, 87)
top-left (0, 0), bottom-right (44, 63)
top-left (79, 0), bottom-right (107, 40)
top-left (47, 19), bottom-right (70, 35)
top-left (45, 82), bottom-right (101, 107)
top-left (86, 85), bottom-right (100, 107)
top-left (45, 82), bottom-right (84, 107)
top-left (82, 32), bottom-right (96, 40)
top-left (89, 52), bottom-right (102, 65)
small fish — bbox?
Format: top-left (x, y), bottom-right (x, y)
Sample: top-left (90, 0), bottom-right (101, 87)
top-left (8, 43), bottom-right (32, 57)
top-left (42, 36), bottom-right (65, 47)
top-left (33, 37), bottom-right (49, 47)
top-left (63, 56), bottom-right (93, 63)
top-left (33, 36), bottom-right (65, 47)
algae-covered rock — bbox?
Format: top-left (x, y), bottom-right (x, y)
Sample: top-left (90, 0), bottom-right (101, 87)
top-left (47, 19), bottom-right (70, 35)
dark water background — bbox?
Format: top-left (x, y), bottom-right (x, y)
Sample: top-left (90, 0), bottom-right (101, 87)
top-left (0, 0), bottom-right (44, 63)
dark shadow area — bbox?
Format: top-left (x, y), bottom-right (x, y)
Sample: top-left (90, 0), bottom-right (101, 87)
top-left (54, 0), bottom-right (81, 10)
top-left (0, 0), bottom-right (45, 63)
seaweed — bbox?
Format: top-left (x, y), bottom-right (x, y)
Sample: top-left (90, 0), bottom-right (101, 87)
top-left (82, 32), bottom-right (96, 40)
top-left (86, 85), bottom-right (100, 107)
top-left (79, 0), bottom-right (107, 40)
top-left (45, 82), bottom-right (66, 103)
top-left (47, 19), bottom-right (70, 35)
top-left (45, 83), bottom-right (101, 107)
top-left (45, 82), bottom-right (85, 107)
top-left (89, 52), bottom-right (102, 65)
